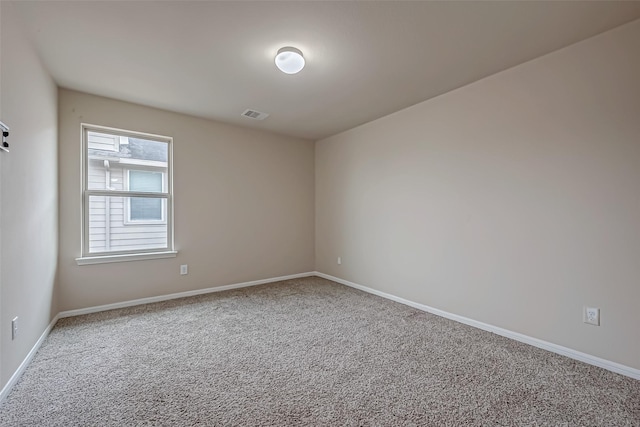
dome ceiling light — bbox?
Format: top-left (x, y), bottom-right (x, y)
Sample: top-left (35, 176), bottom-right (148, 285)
top-left (275, 47), bottom-right (305, 74)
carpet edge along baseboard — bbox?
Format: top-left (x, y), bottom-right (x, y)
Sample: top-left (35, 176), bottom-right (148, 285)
top-left (1, 270), bottom-right (637, 405)
top-left (314, 272), bottom-right (640, 381)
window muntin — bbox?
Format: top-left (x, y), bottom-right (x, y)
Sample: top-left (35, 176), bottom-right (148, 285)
top-left (81, 125), bottom-right (173, 257)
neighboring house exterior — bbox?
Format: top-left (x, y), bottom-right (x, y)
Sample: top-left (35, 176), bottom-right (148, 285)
top-left (87, 131), bottom-right (168, 253)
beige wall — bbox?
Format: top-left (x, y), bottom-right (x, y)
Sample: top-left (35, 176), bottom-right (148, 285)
top-left (58, 90), bottom-right (315, 311)
top-left (316, 20), bottom-right (640, 369)
top-left (0, 1), bottom-right (59, 387)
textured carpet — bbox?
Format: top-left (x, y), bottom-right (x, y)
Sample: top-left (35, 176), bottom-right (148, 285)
top-left (0, 277), bottom-right (638, 426)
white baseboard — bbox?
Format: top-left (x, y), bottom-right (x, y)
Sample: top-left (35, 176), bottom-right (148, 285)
top-left (59, 271), bottom-right (316, 318)
top-left (3, 269), bottom-right (636, 406)
top-left (314, 272), bottom-right (640, 381)
top-left (1, 271), bottom-right (315, 403)
top-left (0, 313), bottom-right (61, 402)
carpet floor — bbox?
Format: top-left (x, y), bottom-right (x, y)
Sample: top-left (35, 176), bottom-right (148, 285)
top-left (0, 277), bottom-right (638, 426)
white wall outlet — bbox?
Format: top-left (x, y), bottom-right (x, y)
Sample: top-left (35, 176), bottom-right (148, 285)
top-left (11, 317), bottom-right (18, 340)
top-left (180, 264), bottom-right (188, 275)
top-left (337, 257), bottom-right (342, 265)
top-left (583, 306), bottom-right (600, 326)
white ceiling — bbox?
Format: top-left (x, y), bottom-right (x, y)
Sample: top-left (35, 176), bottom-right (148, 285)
top-left (12, 1), bottom-right (640, 140)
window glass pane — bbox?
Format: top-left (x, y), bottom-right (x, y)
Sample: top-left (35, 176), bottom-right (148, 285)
top-left (87, 131), bottom-right (119, 152)
top-left (87, 131), bottom-right (168, 191)
top-left (88, 195), bottom-right (167, 253)
top-left (129, 171), bottom-right (163, 220)
top-left (130, 197), bottom-right (162, 221)
top-left (129, 170), bottom-right (162, 193)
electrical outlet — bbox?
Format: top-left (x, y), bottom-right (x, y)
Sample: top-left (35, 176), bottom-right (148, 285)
top-left (11, 317), bottom-right (18, 340)
top-left (180, 264), bottom-right (188, 275)
top-left (583, 307), bottom-right (600, 326)
top-left (337, 257), bottom-right (342, 265)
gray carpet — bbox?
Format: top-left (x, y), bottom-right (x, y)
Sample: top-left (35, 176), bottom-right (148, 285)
top-left (0, 277), bottom-right (638, 426)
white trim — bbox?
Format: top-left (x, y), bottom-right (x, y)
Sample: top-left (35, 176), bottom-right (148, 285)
top-left (81, 123), bottom-right (174, 259)
top-left (314, 272), bottom-right (640, 381)
top-left (59, 272), bottom-right (316, 318)
top-left (76, 250), bottom-right (178, 265)
top-left (81, 123), bottom-right (172, 142)
top-left (0, 314), bottom-right (61, 402)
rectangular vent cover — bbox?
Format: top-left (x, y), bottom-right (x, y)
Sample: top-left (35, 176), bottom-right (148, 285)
top-left (241, 109), bottom-right (269, 120)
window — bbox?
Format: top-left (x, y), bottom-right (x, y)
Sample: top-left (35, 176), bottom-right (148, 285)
top-left (127, 170), bottom-right (165, 222)
top-left (78, 124), bottom-right (175, 264)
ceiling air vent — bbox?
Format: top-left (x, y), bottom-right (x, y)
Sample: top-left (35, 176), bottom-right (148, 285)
top-left (241, 109), bottom-right (269, 120)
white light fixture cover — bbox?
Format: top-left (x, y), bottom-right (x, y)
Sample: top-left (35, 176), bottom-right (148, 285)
top-left (275, 47), bottom-right (305, 74)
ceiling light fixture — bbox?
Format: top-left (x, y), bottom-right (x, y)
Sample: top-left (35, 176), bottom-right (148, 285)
top-left (275, 47), bottom-right (305, 74)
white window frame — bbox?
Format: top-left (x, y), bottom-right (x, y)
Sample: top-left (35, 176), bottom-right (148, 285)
top-left (124, 169), bottom-right (167, 225)
top-left (77, 124), bottom-right (176, 265)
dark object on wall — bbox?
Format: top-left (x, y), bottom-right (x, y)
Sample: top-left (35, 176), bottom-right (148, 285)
top-left (0, 121), bottom-right (9, 153)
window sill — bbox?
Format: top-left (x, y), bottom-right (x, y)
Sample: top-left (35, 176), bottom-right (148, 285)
top-left (76, 251), bottom-right (178, 265)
